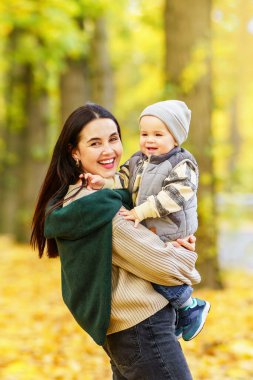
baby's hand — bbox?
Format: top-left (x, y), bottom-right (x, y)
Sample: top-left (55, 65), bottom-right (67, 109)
top-left (119, 208), bottom-right (140, 228)
top-left (84, 173), bottom-right (105, 190)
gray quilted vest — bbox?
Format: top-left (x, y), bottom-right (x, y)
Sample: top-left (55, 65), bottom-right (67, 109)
top-left (127, 147), bottom-right (198, 242)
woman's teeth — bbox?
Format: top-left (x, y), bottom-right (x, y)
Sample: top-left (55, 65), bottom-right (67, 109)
top-left (99, 159), bottom-right (114, 164)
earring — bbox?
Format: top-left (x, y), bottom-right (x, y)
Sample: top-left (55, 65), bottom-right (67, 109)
top-left (75, 158), bottom-right (80, 167)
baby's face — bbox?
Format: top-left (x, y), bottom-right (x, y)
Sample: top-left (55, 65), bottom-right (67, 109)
top-left (139, 116), bottom-right (176, 156)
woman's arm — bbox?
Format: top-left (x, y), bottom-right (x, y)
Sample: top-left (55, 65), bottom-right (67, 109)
top-left (112, 214), bottom-right (201, 287)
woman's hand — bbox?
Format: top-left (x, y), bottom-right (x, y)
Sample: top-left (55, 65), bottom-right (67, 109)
top-left (171, 235), bottom-right (196, 251)
top-left (79, 173), bottom-right (105, 190)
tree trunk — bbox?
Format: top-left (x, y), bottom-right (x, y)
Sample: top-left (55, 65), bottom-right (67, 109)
top-left (60, 15), bottom-right (114, 125)
top-left (0, 31), bottom-right (28, 236)
top-left (60, 59), bottom-right (91, 125)
top-left (0, 30), bottom-right (49, 241)
top-left (227, 96), bottom-right (240, 180)
top-left (89, 17), bottom-right (114, 110)
top-left (164, 0), bottom-right (222, 288)
top-left (14, 65), bottom-right (49, 241)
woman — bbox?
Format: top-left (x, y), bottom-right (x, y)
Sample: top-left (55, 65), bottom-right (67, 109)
top-left (31, 103), bottom-right (200, 380)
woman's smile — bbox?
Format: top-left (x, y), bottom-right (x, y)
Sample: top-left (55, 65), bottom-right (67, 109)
top-left (98, 158), bottom-right (116, 169)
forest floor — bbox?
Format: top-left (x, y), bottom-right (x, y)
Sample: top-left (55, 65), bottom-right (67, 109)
top-left (1, 235), bottom-right (253, 380)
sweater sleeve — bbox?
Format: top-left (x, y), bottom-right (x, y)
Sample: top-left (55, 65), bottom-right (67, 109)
top-left (112, 213), bottom-right (201, 286)
top-left (101, 157), bottom-right (131, 190)
top-left (134, 160), bottom-right (198, 221)
top-left (102, 174), bottom-right (125, 190)
top-left (118, 160), bottom-right (130, 188)
top-left (44, 189), bottom-right (125, 240)
top-left (103, 160), bottom-right (130, 190)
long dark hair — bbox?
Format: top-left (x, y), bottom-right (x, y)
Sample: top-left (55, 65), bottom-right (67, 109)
top-left (30, 103), bottom-right (121, 258)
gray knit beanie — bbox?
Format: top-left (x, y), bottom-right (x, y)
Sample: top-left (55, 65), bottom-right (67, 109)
top-left (139, 100), bottom-right (191, 145)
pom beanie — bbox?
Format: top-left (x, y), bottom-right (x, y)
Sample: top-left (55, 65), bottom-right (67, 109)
top-left (139, 100), bottom-right (191, 145)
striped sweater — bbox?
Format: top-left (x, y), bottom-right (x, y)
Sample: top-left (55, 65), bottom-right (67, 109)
top-left (65, 186), bottom-right (200, 335)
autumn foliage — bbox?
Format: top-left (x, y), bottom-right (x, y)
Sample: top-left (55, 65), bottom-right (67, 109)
top-left (1, 236), bottom-right (253, 380)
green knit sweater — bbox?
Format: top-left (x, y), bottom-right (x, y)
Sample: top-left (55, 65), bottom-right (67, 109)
top-left (44, 188), bottom-right (131, 345)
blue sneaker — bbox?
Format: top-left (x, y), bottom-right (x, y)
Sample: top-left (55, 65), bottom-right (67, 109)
top-left (175, 298), bottom-right (210, 341)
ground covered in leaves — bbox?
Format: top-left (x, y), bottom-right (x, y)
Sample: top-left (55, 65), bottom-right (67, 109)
top-left (1, 236), bottom-right (253, 380)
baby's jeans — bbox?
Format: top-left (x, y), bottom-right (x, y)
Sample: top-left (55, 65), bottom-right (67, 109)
top-left (153, 283), bottom-right (193, 309)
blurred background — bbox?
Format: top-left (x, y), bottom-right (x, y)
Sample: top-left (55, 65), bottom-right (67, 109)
top-left (1, 0), bottom-right (253, 379)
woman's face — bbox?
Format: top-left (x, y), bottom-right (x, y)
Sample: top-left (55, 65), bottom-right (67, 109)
top-left (72, 118), bottom-right (123, 178)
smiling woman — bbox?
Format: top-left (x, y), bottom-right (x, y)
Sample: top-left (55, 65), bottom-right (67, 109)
top-left (71, 118), bottom-right (122, 178)
top-left (30, 102), bottom-right (200, 380)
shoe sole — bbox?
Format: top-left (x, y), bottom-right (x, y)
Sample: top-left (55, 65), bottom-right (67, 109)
top-left (183, 301), bottom-right (211, 341)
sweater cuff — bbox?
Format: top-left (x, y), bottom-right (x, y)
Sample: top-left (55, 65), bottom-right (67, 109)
top-left (102, 178), bottom-right (115, 189)
top-left (134, 199), bottom-right (159, 221)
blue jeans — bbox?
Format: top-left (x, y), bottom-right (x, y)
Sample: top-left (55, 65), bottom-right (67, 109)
top-left (153, 284), bottom-right (193, 309)
top-left (103, 304), bottom-right (193, 379)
